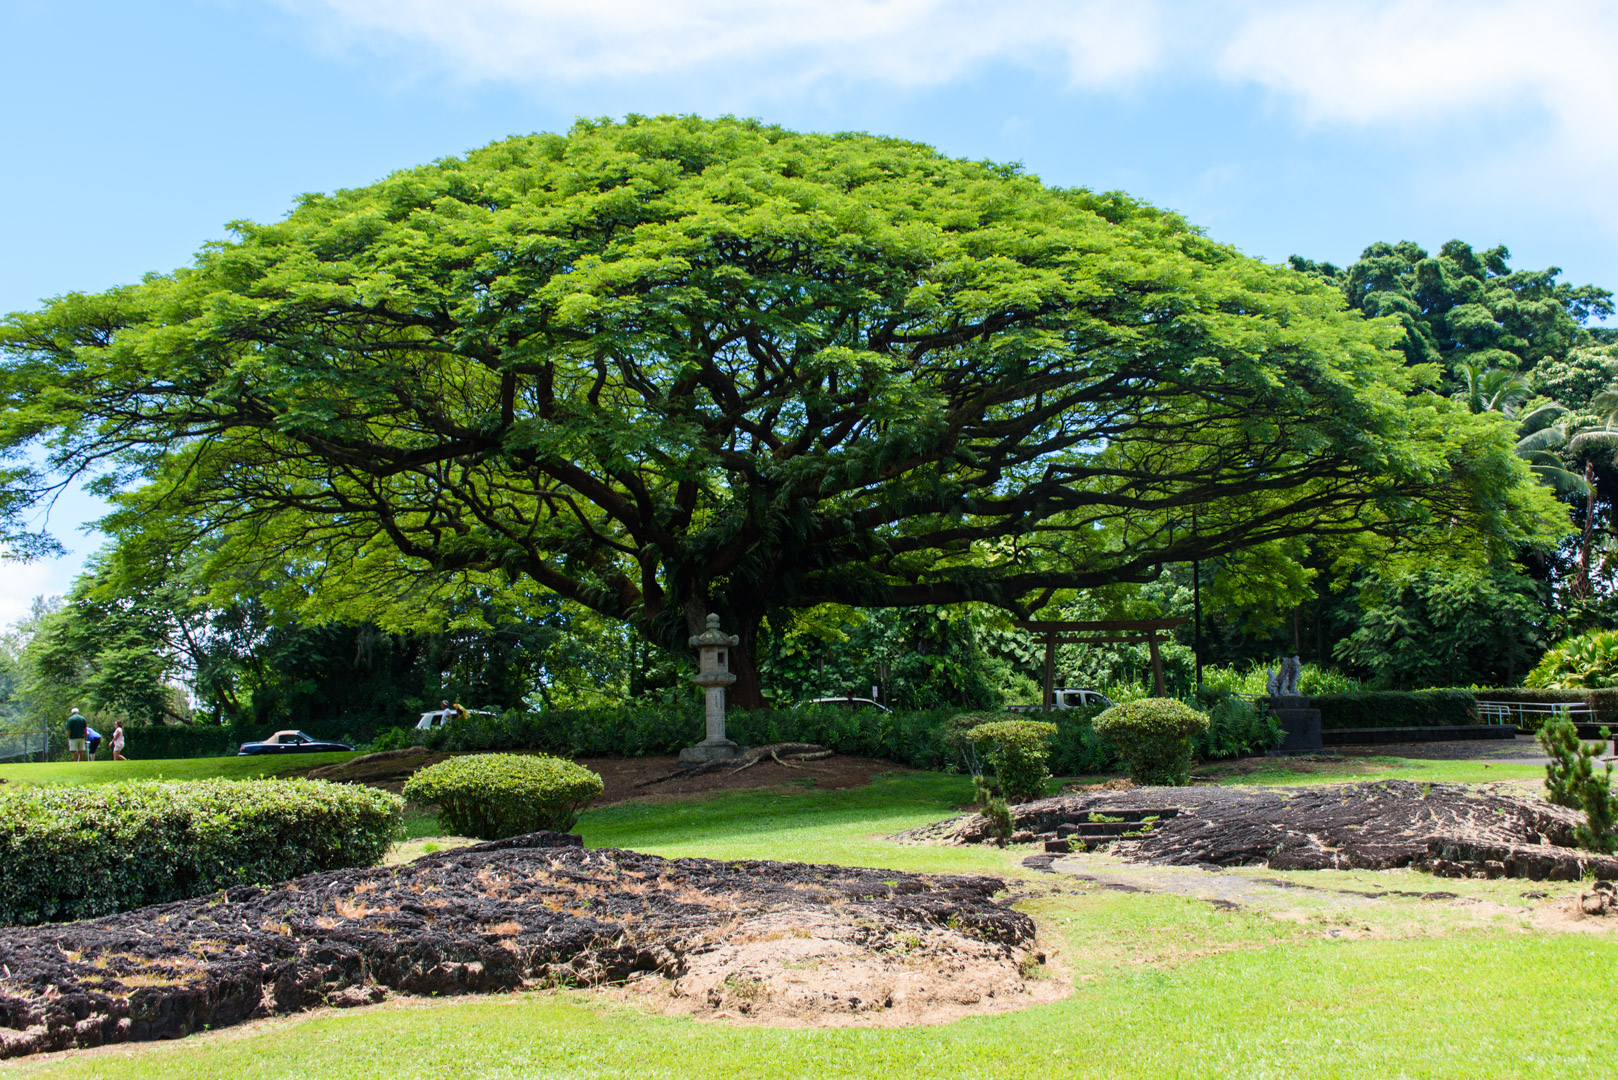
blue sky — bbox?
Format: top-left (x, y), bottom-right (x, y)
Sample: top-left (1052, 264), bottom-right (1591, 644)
top-left (3, 0), bottom-right (1617, 624)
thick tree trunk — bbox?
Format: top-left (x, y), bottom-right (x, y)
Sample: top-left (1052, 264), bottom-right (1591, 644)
top-left (677, 595), bottom-right (768, 709)
top-left (727, 616), bottom-right (766, 710)
top-left (1576, 461), bottom-right (1597, 602)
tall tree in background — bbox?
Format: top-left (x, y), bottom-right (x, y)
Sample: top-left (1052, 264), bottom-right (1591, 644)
top-left (1292, 241), bottom-right (1612, 385)
top-left (1, 117), bottom-right (1565, 706)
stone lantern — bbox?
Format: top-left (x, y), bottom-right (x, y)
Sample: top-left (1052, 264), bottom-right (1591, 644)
top-left (678, 613), bottom-right (742, 763)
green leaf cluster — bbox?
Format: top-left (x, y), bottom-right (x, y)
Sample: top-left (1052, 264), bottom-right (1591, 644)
top-left (1526, 629), bottom-right (1618, 689)
top-left (402, 753), bottom-right (603, 839)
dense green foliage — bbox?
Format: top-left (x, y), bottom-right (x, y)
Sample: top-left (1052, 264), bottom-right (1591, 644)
top-left (1094, 698), bottom-right (1210, 786)
top-left (1332, 568), bottom-right (1549, 689)
top-left (1527, 629), bottom-right (1618, 689)
top-left (759, 606), bottom-right (1001, 710)
top-left (0, 779), bottom-right (401, 925)
top-left (1192, 690), bottom-right (1283, 759)
top-left (970, 776), bottom-right (1015, 846)
top-left (402, 753), bottom-right (603, 840)
top-left (965, 719), bottom-right (1056, 801)
top-left (1309, 690), bottom-right (1478, 729)
top-left (0, 116), bottom-right (1564, 708)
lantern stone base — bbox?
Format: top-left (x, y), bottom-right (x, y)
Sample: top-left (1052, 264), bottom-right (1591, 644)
top-left (678, 737), bottom-right (742, 764)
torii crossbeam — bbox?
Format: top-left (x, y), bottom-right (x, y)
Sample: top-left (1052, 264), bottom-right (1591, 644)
top-left (1014, 618), bottom-right (1191, 704)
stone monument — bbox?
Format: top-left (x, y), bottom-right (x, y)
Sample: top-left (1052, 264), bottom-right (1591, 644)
top-left (1265, 654), bottom-right (1323, 754)
top-left (679, 613), bottom-right (743, 763)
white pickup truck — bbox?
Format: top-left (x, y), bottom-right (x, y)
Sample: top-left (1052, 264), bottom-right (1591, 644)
top-left (1007, 688), bottom-right (1113, 713)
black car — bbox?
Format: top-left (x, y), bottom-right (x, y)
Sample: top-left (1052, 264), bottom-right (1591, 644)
top-left (236, 730), bottom-right (354, 756)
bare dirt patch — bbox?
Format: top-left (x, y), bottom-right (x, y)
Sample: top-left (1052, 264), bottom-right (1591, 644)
top-left (614, 908), bottom-right (1063, 1027)
top-left (0, 835), bottom-right (1042, 1059)
top-left (290, 748), bottom-right (908, 803)
top-left (1532, 879), bottom-right (1618, 934)
top-left (902, 780), bottom-right (1618, 882)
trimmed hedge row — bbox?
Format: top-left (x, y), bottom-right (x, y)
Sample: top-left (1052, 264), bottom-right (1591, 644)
top-left (1308, 690), bottom-right (1478, 730)
top-left (394, 700), bottom-right (1275, 777)
top-left (399, 704), bottom-right (972, 765)
top-left (0, 779), bottom-right (403, 925)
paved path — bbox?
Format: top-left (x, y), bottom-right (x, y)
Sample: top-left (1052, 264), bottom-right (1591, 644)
top-left (1340, 734), bottom-right (1555, 764)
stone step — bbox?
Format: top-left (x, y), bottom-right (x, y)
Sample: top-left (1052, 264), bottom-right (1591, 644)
top-left (1057, 821), bottom-right (1153, 839)
top-left (1059, 807), bottom-right (1179, 825)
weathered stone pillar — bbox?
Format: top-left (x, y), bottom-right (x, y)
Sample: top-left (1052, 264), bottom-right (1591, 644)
top-left (679, 613), bottom-right (743, 763)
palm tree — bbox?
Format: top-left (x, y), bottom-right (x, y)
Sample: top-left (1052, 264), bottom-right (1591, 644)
top-left (1515, 402), bottom-right (1591, 496)
top-left (1557, 386), bottom-right (1618, 601)
top-left (1455, 360), bottom-right (1533, 416)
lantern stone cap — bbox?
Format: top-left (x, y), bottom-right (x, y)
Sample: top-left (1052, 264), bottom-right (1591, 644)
top-left (689, 613), bottom-right (740, 649)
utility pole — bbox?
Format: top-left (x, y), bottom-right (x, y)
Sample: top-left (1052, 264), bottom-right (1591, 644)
top-left (1191, 506), bottom-right (1203, 689)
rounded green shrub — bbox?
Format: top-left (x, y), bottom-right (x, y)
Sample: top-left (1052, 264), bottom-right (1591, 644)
top-left (0, 779), bottom-right (403, 926)
top-left (1527, 630), bottom-right (1618, 689)
top-left (967, 720), bottom-right (1057, 802)
top-left (402, 753), bottom-right (604, 840)
top-left (1094, 698), bottom-right (1210, 786)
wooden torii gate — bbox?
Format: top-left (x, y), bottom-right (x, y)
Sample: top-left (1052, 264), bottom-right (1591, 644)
top-left (1015, 618), bottom-right (1191, 705)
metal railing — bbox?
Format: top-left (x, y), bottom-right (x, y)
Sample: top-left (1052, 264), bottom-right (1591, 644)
top-left (0, 730), bottom-right (48, 762)
top-left (1475, 701), bottom-right (1594, 727)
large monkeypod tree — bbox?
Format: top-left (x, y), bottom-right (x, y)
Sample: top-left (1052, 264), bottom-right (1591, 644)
top-left (0, 116), bottom-right (1564, 707)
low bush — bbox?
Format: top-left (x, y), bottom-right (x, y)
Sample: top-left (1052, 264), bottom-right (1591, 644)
top-left (972, 776), bottom-right (1015, 846)
top-left (966, 720), bottom-right (1057, 802)
top-left (1309, 690), bottom-right (1478, 729)
top-left (1527, 629), bottom-right (1618, 690)
top-left (1536, 715), bottom-right (1618, 852)
top-left (1193, 689), bottom-right (1283, 759)
top-left (1094, 698), bottom-right (1209, 786)
top-left (0, 779), bottom-right (402, 926)
top-left (402, 754), bottom-right (604, 840)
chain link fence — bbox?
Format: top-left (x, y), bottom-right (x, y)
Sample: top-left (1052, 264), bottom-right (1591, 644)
top-left (0, 730), bottom-right (48, 762)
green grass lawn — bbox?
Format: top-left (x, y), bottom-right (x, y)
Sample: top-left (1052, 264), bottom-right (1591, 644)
top-left (9, 750), bottom-right (1607, 1078)
top-left (16, 930), bottom-right (1612, 1080)
top-left (0, 749), bottom-right (1540, 794)
top-left (0, 752), bottom-right (360, 786)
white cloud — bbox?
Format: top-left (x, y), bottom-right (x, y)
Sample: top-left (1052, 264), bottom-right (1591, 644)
top-left (1218, 0), bottom-right (1618, 130)
top-left (267, 0), bottom-right (1618, 224)
top-left (272, 1), bottom-right (1618, 126)
top-left (274, 0), bottom-right (1168, 91)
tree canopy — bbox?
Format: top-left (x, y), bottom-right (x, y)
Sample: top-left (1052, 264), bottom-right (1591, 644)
top-left (0, 116), bottom-right (1565, 704)
top-left (1291, 241), bottom-right (1613, 381)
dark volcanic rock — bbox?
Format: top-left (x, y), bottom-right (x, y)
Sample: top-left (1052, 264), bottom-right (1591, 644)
top-left (904, 780), bottom-right (1618, 881)
top-left (0, 832), bottom-right (1025, 1059)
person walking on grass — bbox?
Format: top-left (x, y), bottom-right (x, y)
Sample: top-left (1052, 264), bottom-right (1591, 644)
top-left (66, 707), bottom-right (88, 762)
top-left (110, 721), bottom-right (126, 761)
